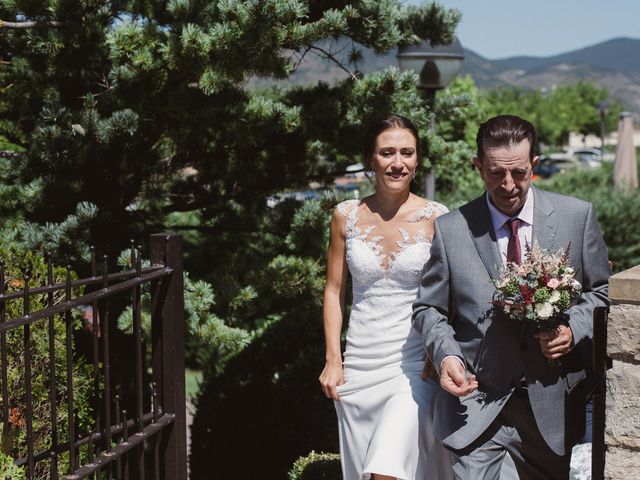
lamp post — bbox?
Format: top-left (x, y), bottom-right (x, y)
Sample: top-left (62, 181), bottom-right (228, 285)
top-left (596, 100), bottom-right (609, 153)
top-left (397, 37), bottom-right (464, 199)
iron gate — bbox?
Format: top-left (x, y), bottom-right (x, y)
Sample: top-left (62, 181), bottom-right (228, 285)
top-left (0, 234), bottom-right (187, 479)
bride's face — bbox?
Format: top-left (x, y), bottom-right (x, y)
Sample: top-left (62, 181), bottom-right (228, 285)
top-left (371, 128), bottom-right (418, 193)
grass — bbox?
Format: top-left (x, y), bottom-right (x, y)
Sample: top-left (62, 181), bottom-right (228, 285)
top-left (185, 369), bottom-right (203, 400)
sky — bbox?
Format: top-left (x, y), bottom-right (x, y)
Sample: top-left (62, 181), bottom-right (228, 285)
top-left (423, 0), bottom-right (640, 59)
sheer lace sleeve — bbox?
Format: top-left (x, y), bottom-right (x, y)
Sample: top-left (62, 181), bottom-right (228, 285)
top-left (336, 199), bottom-right (358, 217)
top-left (409, 201), bottom-right (449, 222)
top-left (335, 199), bottom-right (360, 239)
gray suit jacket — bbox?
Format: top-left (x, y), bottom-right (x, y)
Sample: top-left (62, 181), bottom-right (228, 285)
top-left (412, 187), bottom-right (611, 455)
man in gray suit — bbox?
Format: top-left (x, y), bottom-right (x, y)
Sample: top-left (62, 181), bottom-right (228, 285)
top-left (412, 115), bottom-right (611, 479)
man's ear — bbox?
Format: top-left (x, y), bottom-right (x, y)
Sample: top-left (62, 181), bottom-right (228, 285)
top-left (531, 155), bottom-right (540, 170)
top-left (472, 156), bottom-right (482, 171)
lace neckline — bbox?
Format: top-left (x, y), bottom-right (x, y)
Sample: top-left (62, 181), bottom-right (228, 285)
top-left (338, 199), bottom-right (440, 272)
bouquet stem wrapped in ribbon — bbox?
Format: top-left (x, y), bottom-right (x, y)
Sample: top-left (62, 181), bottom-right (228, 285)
top-left (492, 242), bottom-right (582, 365)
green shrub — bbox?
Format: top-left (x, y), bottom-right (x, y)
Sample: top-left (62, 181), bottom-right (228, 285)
top-left (288, 451), bottom-right (341, 480)
top-left (0, 448), bottom-right (25, 480)
top-left (0, 245), bottom-right (93, 479)
top-left (539, 159), bottom-right (640, 272)
top-left (189, 307), bottom-right (339, 479)
top-left (189, 195), bottom-right (340, 479)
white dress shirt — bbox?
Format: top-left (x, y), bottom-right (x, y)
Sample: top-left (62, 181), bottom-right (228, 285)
top-left (486, 190), bottom-right (535, 265)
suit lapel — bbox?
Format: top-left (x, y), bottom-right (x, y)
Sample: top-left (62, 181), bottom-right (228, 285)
top-left (531, 187), bottom-right (557, 252)
top-left (461, 194), bottom-right (503, 280)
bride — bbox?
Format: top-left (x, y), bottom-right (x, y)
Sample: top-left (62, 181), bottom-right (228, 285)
top-left (319, 114), bottom-right (452, 480)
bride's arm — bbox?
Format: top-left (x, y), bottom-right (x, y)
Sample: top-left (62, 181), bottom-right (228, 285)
top-left (319, 208), bottom-right (348, 401)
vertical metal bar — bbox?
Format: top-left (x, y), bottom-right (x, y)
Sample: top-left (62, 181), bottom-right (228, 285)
top-left (87, 429), bottom-right (96, 480)
top-left (114, 393), bottom-right (120, 441)
top-left (64, 267), bottom-right (77, 473)
top-left (115, 393), bottom-right (121, 479)
top-left (23, 275), bottom-right (35, 479)
top-left (150, 234), bottom-right (187, 479)
top-left (100, 255), bottom-right (113, 480)
top-left (592, 306), bottom-right (609, 480)
top-left (121, 410), bottom-right (129, 480)
top-left (46, 253), bottom-right (59, 479)
top-left (151, 382), bottom-right (160, 480)
top-left (90, 246), bottom-right (101, 442)
top-left (154, 430), bottom-right (160, 480)
top-left (0, 261), bottom-right (9, 449)
top-left (50, 451), bottom-right (58, 480)
top-left (151, 382), bottom-right (158, 424)
top-left (131, 244), bottom-right (146, 479)
top-left (101, 255), bottom-right (112, 453)
top-left (133, 243), bottom-right (144, 434)
top-left (122, 409), bottom-right (129, 443)
top-left (87, 430), bottom-right (94, 465)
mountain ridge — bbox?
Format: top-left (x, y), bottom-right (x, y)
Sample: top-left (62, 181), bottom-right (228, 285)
top-left (492, 37), bottom-right (640, 74)
top-left (254, 37), bottom-right (640, 114)
top-left (461, 37), bottom-right (640, 113)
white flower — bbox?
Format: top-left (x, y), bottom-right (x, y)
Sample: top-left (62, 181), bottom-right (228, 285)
top-left (549, 290), bottom-right (561, 303)
top-left (535, 302), bottom-right (554, 319)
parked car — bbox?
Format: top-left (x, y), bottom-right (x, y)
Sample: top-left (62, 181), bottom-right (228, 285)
top-left (534, 156), bottom-right (580, 179)
top-left (571, 147), bottom-right (614, 165)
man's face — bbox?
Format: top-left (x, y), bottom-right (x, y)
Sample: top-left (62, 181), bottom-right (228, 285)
top-left (473, 140), bottom-right (539, 216)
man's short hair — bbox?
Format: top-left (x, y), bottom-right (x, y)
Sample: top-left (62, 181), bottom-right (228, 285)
top-left (476, 115), bottom-right (536, 162)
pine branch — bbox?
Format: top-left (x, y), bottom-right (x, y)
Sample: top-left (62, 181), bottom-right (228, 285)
top-left (307, 45), bottom-right (359, 82)
top-left (0, 19), bottom-right (62, 29)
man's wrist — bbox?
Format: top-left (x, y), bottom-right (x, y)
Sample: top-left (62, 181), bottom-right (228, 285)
top-left (441, 355), bottom-right (465, 371)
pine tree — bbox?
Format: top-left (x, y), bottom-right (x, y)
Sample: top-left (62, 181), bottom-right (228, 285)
top-left (0, 0), bottom-right (461, 254)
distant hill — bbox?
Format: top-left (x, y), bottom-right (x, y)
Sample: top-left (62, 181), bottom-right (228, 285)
top-left (461, 37), bottom-right (640, 114)
top-left (254, 37), bottom-right (640, 115)
top-left (494, 38), bottom-right (640, 75)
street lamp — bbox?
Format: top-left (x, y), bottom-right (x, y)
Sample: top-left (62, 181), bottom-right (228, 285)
top-left (596, 100), bottom-right (609, 153)
top-left (397, 37), bottom-right (464, 199)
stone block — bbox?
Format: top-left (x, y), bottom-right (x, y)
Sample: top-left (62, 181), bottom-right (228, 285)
top-left (609, 265), bottom-right (640, 305)
top-left (607, 304), bottom-right (640, 362)
top-left (604, 446), bottom-right (640, 480)
top-left (605, 361), bottom-right (640, 449)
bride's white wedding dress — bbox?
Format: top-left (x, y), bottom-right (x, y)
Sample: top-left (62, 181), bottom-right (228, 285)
top-left (334, 199), bottom-right (453, 480)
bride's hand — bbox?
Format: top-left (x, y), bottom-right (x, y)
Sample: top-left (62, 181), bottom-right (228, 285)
top-left (319, 361), bottom-right (345, 400)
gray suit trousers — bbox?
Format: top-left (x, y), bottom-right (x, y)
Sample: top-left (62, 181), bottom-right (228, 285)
top-left (448, 388), bottom-right (573, 480)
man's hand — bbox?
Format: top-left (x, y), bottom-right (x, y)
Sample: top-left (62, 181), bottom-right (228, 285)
top-left (534, 324), bottom-right (573, 360)
top-left (440, 357), bottom-right (478, 397)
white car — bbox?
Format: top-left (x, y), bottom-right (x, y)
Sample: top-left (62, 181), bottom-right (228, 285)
top-left (570, 148), bottom-right (615, 165)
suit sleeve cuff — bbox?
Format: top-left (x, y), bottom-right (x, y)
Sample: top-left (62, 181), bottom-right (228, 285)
top-left (441, 355), bottom-right (465, 372)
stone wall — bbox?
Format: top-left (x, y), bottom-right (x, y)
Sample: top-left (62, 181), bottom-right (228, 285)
top-left (605, 265), bottom-right (640, 479)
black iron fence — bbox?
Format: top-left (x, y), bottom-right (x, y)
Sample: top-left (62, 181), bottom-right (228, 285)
top-left (0, 234), bottom-right (187, 479)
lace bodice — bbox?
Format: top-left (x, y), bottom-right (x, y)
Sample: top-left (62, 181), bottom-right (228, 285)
top-left (337, 199), bottom-right (448, 285)
top-left (335, 198), bottom-right (449, 375)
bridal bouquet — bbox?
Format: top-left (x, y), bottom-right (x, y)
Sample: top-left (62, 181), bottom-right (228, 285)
top-left (492, 243), bottom-right (582, 332)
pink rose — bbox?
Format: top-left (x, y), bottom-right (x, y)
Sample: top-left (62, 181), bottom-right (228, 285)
top-left (547, 278), bottom-right (560, 289)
